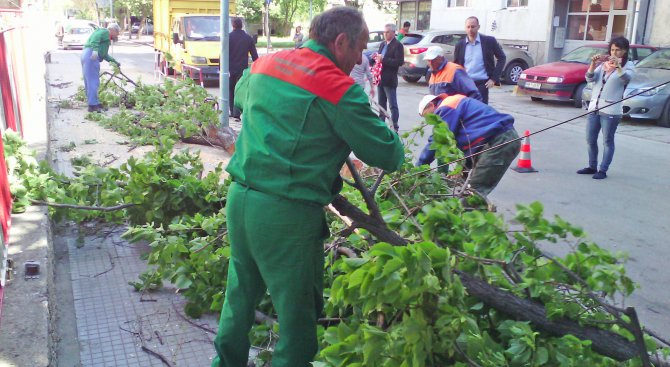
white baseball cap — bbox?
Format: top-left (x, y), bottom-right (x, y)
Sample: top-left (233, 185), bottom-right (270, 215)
top-left (423, 46), bottom-right (444, 61)
top-left (418, 95), bottom-right (438, 116)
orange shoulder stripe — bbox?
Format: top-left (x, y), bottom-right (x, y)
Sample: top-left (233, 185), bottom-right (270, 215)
top-left (250, 48), bottom-right (353, 105)
top-left (438, 94), bottom-right (466, 109)
top-left (429, 62), bottom-right (465, 85)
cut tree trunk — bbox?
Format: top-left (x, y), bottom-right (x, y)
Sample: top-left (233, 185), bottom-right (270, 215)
top-left (329, 194), bottom-right (664, 365)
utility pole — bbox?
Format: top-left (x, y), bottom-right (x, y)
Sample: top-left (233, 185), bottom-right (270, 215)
top-left (220, 0), bottom-right (230, 128)
top-left (265, 0), bottom-right (272, 50)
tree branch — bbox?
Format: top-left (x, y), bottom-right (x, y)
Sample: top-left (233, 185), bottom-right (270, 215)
top-left (30, 199), bottom-right (135, 212)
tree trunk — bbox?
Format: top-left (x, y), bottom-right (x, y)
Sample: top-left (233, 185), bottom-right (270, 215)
top-left (329, 194), bottom-right (659, 364)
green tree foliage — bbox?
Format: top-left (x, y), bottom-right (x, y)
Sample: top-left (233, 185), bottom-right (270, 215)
top-left (5, 75), bottom-right (668, 366)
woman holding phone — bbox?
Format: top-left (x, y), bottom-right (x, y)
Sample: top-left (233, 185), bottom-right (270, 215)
top-left (578, 37), bottom-right (634, 180)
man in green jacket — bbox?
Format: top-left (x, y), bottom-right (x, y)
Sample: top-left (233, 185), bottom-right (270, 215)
top-left (212, 7), bottom-right (405, 367)
top-left (81, 23), bottom-right (120, 112)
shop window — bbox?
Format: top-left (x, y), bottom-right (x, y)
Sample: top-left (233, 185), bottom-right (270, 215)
top-left (400, 1), bottom-right (416, 32)
top-left (507, 0), bottom-right (528, 7)
top-left (449, 0), bottom-right (472, 6)
top-left (417, 1), bottom-right (431, 30)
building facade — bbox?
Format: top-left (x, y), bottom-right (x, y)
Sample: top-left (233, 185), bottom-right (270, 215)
top-left (397, 0), bottom-right (663, 65)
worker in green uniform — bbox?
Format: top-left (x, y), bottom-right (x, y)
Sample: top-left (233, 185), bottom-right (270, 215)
top-left (81, 23), bottom-right (120, 113)
top-left (212, 7), bottom-right (405, 367)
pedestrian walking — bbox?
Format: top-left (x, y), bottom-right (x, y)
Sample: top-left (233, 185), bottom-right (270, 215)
top-left (417, 93), bottom-right (520, 197)
top-left (212, 7), bottom-right (404, 367)
top-left (423, 45), bottom-right (481, 100)
top-left (349, 51), bottom-right (375, 99)
top-left (229, 17), bottom-right (259, 121)
top-left (454, 16), bottom-right (506, 104)
top-left (80, 23), bottom-right (120, 113)
top-left (578, 36), bottom-right (634, 180)
top-left (375, 23), bottom-right (404, 132)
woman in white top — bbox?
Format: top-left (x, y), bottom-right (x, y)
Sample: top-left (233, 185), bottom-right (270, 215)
top-left (578, 36), bottom-right (634, 180)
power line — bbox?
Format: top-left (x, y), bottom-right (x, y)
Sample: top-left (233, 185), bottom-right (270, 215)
top-left (391, 78), bottom-right (670, 184)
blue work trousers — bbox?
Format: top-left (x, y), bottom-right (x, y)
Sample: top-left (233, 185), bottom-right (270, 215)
top-left (586, 112), bottom-right (621, 172)
top-left (80, 48), bottom-right (100, 107)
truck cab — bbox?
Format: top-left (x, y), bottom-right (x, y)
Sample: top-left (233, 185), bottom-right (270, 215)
top-left (168, 14), bottom-right (230, 81)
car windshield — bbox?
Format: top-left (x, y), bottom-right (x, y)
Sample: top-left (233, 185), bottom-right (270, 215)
top-left (560, 46), bottom-right (606, 64)
top-left (635, 49), bottom-right (670, 70)
top-left (185, 16), bottom-right (221, 41)
top-left (401, 34), bottom-right (423, 45)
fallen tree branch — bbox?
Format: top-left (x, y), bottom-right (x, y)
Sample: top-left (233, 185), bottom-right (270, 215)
top-left (330, 195), bottom-right (407, 246)
top-left (30, 199), bottom-right (135, 212)
top-left (329, 193), bottom-right (666, 364)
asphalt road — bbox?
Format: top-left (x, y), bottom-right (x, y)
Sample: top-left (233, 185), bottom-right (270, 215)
top-left (59, 40), bottom-right (670, 336)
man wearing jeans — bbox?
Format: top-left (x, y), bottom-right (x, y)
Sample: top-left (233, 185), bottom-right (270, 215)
top-left (81, 24), bottom-right (120, 113)
top-left (375, 23), bottom-right (404, 132)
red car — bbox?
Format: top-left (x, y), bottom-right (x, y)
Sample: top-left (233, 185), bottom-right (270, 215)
top-left (517, 44), bottom-right (657, 107)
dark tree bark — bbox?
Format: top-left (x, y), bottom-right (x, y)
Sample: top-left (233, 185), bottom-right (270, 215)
top-left (328, 194), bottom-right (666, 365)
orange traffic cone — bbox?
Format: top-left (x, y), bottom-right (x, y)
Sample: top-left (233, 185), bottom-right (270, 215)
top-left (512, 130), bottom-right (538, 173)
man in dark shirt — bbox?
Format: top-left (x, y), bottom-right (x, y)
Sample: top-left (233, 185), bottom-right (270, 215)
top-left (229, 17), bottom-right (258, 120)
top-left (375, 23), bottom-right (404, 132)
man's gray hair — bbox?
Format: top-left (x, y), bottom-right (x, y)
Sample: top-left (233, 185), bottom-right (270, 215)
top-left (107, 23), bottom-right (121, 33)
top-left (385, 23), bottom-right (396, 32)
top-left (309, 7), bottom-right (365, 47)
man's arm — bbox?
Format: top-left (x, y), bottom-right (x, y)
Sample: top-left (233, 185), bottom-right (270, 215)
top-left (249, 36), bottom-right (259, 61)
top-left (454, 69), bottom-right (482, 101)
top-left (454, 40), bottom-right (465, 66)
top-left (332, 87), bottom-right (404, 172)
top-left (382, 41), bottom-right (404, 68)
top-left (489, 37), bottom-right (506, 84)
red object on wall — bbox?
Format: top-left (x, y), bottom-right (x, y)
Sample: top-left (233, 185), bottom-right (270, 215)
top-left (0, 32), bottom-right (18, 132)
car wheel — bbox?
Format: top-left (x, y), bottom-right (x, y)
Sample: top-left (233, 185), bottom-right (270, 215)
top-left (503, 61), bottom-right (527, 85)
top-left (530, 97), bottom-right (543, 102)
top-left (573, 83), bottom-right (586, 108)
top-left (402, 75), bottom-right (421, 83)
top-left (659, 98), bottom-right (670, 128)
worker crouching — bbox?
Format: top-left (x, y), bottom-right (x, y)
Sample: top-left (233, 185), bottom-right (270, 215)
top-left (417, 93), bottom-right (520, 197)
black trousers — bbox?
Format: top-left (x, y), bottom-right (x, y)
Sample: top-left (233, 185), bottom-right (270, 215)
top-left (475, 79), bottom-right (489, 105)
top-left (230, 70), bottom-right (244, 118)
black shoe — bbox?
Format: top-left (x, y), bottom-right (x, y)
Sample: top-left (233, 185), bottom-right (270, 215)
top-left (576, 167), bottom-right (597, 174)
top-left (87, 105), bottom-right (102, 113)
top-left (592, 171), bottom-right (607, 179)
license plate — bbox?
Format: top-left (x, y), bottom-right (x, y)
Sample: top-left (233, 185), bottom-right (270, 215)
top-left (525, 82), bottom-right (542, 89)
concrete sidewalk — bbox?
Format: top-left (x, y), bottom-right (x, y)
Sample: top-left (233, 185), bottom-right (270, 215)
top-left (1, 48), bottom-right (238, 366)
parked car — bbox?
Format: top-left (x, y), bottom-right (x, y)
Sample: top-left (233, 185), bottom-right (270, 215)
top-left (397, 30), bottom-right (534, 84)
top-left (581, 49), bottom-right (670, 127)
top-left (131, 21), bottom-right (153, 35)
top-left (517, 44), bottom-right (657, 108)
top-left (367, 30), bottom-right (384, 51)
top-left (62, 21), bottom-right (97, 50)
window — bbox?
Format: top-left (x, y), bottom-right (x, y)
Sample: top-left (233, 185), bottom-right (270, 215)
top-left (433, 34), bottom-right (464, 46)
top-left (566, 0), bottom-right (631, 41)
top-left (417, 1), bottom-right (431, 30)
top-left (507, 0), bottom-right (528, 7)
top-left (400, 2), bottom-right (417, 33)
top-left (635, 47), bottom-right (653, 61)
top-left (449, 0), bottom-right (472, 6)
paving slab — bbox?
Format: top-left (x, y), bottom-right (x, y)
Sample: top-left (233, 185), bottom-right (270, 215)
top-left (44, 49), bottom-right (238, 366)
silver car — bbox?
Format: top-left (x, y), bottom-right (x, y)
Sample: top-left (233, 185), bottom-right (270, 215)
top-left (398, 30), bottom-right (534, 84)
top-left (582, 49), bottom-right (670, 127)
